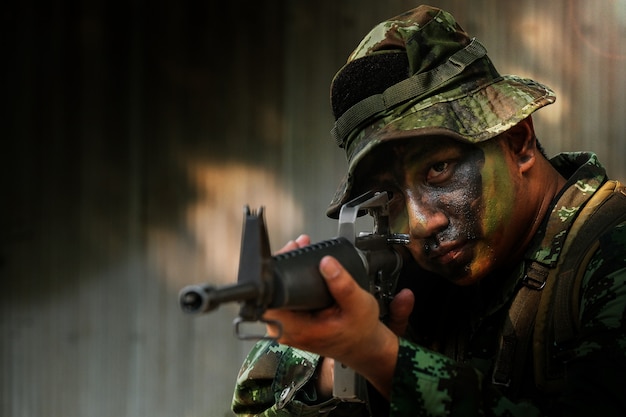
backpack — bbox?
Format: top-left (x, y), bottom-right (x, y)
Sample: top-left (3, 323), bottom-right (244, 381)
top-left (491, 180), bottom-right (626, 394)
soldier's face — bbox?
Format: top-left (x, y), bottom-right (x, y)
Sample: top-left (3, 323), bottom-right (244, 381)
top-left (361, 136), bottom-right (520, 285)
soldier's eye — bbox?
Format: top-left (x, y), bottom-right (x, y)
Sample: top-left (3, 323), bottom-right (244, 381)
top-left (427, 161), bottom-right (450, 182)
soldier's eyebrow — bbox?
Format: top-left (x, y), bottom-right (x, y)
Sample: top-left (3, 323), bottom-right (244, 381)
top-left (404, 134), bottom-right (484, 163)
top-left (395, 137), bottom-right (460, 167)
top-left (352, 137), bottom-right (466, 193)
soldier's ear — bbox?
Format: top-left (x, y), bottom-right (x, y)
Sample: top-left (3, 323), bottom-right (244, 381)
top-left (506, 117), bottom-right (536, 173)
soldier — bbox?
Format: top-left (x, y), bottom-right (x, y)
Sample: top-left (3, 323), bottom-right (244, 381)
top-left (232, 5), bottom-right (626, 416)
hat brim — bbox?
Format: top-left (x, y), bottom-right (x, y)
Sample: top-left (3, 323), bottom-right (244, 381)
top-left (326, 75), bottom-right (556, 218)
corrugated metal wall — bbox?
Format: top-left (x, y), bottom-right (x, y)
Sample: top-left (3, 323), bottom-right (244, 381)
top-left (3, 1), bottom-right (625, 416)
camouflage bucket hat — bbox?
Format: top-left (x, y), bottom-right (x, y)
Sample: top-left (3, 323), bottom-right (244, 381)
top-left (326, 5), bottom-right (556, 217)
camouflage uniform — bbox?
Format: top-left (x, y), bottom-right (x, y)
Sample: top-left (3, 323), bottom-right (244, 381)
top-left (232, 152), bottom-right (626, 416)
top-left (233, 5), bottom-right (626, 416)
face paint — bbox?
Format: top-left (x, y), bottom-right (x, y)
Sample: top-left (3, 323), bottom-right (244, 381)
top-left (467, 140), bottom-right (516, 280)
top-left (375, 137), bottom-right (520, 285)
top-left (353, 135), bottom-right (520, 285)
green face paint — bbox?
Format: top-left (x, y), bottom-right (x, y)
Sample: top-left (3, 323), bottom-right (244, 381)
top-left (479, 140), bottom-right (516, 237)
top-left (463, 139), bottom-right (516, 281)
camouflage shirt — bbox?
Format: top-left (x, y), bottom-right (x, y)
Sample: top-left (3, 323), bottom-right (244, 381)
top-left (232, 152), bottom-right (626, 417)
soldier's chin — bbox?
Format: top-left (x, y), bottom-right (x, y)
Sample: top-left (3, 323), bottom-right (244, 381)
top-left (434, 259), bottom-right (494, 287)
top-left (446, 259), bottom-right (496, 286)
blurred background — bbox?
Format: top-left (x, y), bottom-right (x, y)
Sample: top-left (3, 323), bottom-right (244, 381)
top-left (2, 0), bottom-right (625, 416)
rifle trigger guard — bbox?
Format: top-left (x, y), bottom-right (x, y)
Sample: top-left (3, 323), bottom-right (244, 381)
top-left (234, 317), bottom-right (283, 341)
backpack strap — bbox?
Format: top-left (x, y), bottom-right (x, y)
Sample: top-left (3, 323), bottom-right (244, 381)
top-left (491, 261), bottom-right (549, 391)
top-left (534, 180), bottom-right (626, 392)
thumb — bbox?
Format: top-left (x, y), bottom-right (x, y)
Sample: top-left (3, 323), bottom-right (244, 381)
top-left (386, 288), bottom-right (415, 336)
top-left (319, 256), bottom-right (361, 307)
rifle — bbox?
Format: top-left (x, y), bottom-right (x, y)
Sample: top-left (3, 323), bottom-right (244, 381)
top-left (178, 190), bottom-right (409, 404)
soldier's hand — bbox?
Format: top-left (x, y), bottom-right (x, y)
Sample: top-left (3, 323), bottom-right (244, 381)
top-left (313, 286), bottom-right (413, 401)
top-left (264, 255), bottom-right (399, 399)
top-left (387, 288), bottom-right (415, 337)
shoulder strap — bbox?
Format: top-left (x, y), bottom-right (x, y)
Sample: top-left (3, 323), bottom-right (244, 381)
top-left (534, 180), bottom-right (626, 392)
top-left (491, 261), bottom-right (549, 392)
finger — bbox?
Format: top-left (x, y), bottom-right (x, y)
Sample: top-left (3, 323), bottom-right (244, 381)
top-left (264, 319), bottom-right (282, 339)
top-left (386, 288), bottom-right (415, 336)
top-left (277, 241), bottom-right (298, 254)
top-left (294, 234), bottom-right (311, 247)
top-left (276, 234), bottom-right (311, 254)
top-left (315, 357), bottom-right (335, 400)
top-left (319, 256), bottom-right (371, 311)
